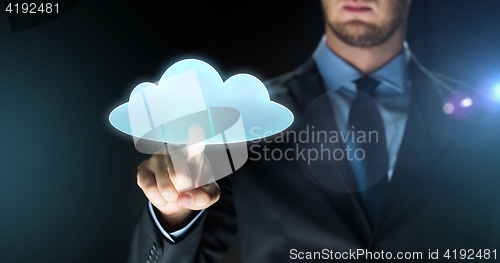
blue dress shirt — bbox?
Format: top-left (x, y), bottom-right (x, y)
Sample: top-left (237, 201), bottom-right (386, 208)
top-left (313, 35), bottom-right (412, 181)
top-left (150, 36), bottom-right (412, 242)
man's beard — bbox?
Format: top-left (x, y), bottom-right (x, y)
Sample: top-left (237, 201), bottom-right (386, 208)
top-left (326, 2), bottom-right (408, 48)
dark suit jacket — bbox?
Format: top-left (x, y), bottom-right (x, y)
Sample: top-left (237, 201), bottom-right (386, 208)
top-left (127, 54), bottom-right (500, 263)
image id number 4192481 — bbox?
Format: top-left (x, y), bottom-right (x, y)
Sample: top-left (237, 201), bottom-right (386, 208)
top-left (441, 249), bottom-right (496, 260)
top-left (5, 3), bottom-right (59, 14)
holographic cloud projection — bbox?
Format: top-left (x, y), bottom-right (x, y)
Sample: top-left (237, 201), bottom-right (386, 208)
top-left (109, 59), bottom-right (294, 191)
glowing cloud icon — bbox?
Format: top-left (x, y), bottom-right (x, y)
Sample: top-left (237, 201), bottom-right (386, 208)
top-left (108, 59), bottom-right (294, 191)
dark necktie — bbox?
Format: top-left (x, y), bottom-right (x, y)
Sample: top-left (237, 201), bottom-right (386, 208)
top-left (347, 77), bottom-right (389, 229)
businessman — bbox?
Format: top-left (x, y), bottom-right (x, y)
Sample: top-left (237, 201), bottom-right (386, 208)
top-left (128, 0), bottom-right (500, 262)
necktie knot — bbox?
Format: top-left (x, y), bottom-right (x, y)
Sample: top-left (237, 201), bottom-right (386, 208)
top-left (354, 77), bottom-right (380, 95)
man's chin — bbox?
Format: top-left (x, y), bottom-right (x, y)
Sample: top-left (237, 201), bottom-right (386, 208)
top-left (329, 20), bottom-right (384, 48)
top-left (342, 25), bottom-right (373, 38)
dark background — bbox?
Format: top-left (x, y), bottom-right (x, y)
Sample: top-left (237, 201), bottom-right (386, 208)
top-left (1, 1), bottom-right (500, 262)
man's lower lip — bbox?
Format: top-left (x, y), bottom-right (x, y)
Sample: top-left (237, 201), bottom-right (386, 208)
top-left (344, 6), bottom-right (372, 13)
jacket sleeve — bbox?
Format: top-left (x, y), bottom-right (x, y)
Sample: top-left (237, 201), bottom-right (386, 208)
top-left (126, 177), bottom-right (238, 263)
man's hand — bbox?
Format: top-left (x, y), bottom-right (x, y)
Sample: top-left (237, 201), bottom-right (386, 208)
top-left (136, 125), bottom-right (221, 232)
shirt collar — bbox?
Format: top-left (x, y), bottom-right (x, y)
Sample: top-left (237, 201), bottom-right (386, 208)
top-left (312, 35), bottom-right (410, 94)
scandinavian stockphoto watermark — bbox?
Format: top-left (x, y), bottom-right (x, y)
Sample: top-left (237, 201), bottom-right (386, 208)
top-left (248, 126), bottom-right (381, 164)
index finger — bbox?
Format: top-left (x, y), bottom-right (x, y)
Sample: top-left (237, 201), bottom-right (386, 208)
top-left (167, 144), bottom-right (195, 192)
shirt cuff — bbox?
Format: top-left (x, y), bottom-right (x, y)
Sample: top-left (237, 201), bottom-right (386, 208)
top-left (148, 201), bottom-right (206, 243)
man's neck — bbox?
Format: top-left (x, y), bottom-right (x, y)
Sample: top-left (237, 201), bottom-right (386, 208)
top-left (325, 25), bottom-right (405, 75)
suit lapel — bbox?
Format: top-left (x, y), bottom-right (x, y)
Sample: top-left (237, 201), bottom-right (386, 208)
top-left (373, 54), bottom-right (446, 237)
top-left (287, 59), bottom-right (373, 237)
top-left (287, 59), bottom-right (328, 111)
